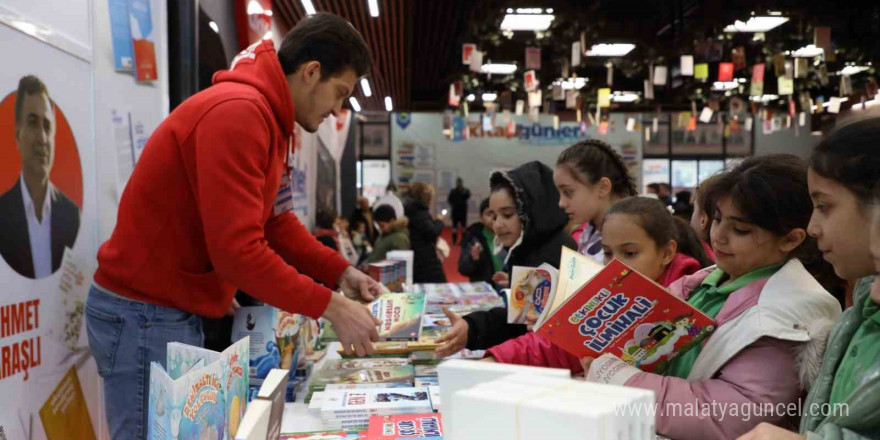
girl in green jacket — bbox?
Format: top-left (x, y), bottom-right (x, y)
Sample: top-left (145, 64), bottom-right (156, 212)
top-left (738, 117), bottom-right (880, 440)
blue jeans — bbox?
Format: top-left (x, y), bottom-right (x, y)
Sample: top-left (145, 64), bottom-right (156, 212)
top-left (86, 286), bottom-right (203, 440)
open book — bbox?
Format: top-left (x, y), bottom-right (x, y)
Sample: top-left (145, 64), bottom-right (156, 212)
top-left (149, 337), bottom-right (250, 440)
top-left (534, 250), bottom-right (716, 373)
top-left (507, 264), bottom-right (559, 325)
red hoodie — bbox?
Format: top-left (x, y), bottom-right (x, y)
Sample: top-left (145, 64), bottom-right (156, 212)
top-left (485, 253), bottom-right (702, 372)
top-left (94, 40), bottom-right (350, 319)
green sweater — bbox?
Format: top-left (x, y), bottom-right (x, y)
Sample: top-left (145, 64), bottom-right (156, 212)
top-left (801, 276), bottom-right (880, 440)
top-left (365, 220), bottom-right (411, 264)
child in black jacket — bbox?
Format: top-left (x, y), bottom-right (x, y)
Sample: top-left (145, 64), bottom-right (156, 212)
top-left (436, 161), bottom-right (576, 356)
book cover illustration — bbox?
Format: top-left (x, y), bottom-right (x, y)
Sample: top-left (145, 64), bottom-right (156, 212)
top-left (417, 283), bottom-right (459, 305)
top-left (39, 367), bottom-right (97, 440)
top-left (150, 337), bottom-right (250, 440)
top-left (535, 260), bottom-right (715, 373)
top-left (366, 413), bottom-right (443, 439)
top-left (108, 0), bottom-right (134, 71)
top-left (371, 293), bottom-right (426, 341)
top-left (307, 359), bottom-right (415, 402)
top-left (128, 0), bottom-right (157, 81)
top-left (507, 264), bottom-right (557, 324)
top-left (320, 388), bottom-right (432, 414)
top-left (274, 310), bottom-right (302, 372)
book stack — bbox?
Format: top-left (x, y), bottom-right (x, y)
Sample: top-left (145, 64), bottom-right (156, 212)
top-left (148, 337), bottom-right (250, 440)
top-left (305, 358), bottom-right (415, 403)
top-left (386, 250), bottom-right (414, 288)
top-left (309, 387), bottom-right (435, 431)
top-left (365, 413), bottom-right (444, 439)
top-left (414, 364), bottom-right (438, 387)
top-left (368, 260), bottom-right (407, 292)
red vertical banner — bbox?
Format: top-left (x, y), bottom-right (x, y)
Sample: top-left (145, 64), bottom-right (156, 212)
top-left (236, 0), bottom-right (273, 49)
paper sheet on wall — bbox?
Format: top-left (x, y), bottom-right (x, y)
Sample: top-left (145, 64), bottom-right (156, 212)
top-left (653, 66), bottom-right (668, 86)
top-left (414, 144), bottom-right (436, 168)
top-left (113, 108), bottom-right (134, 202)
top-left (680, 55), bottom-right (694, 76)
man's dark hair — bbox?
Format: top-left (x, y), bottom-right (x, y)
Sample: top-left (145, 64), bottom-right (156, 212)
top-left (278, 13), bottom-right (371, 79)
top-left (315, 208), bottom-right (337, 229)
top-left (373, 205), bottom-right (396, 223)
top-left (15, 75), bottom-right (52, 126)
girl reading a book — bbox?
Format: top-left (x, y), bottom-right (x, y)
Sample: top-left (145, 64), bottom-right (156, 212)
top-left (554, 139), bottom-right (639, 263)
top-left (484, 196), bottom-right (707, 371)
top-left (572, 155), bottom-right (842, 440)
top-left (737, 118), bottom-right (880, 440)
top-left (434, 161), bottom-right (576, 357)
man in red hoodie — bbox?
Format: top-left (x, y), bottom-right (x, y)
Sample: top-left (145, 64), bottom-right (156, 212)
top-left (86, 14), bottom-right (381, 440)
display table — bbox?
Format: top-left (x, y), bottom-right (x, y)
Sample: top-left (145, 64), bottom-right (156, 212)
top-left (280, 342), bottom-right (672, 440)
top-left (281, 342), bottom-right (344, 433)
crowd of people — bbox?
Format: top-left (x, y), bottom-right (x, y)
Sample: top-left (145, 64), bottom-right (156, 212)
top-left (317, 117), bottom-right (880, 440)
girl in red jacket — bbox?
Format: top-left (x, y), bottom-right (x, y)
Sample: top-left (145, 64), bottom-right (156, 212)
top-left (485, 196), bottom-right (707, 371)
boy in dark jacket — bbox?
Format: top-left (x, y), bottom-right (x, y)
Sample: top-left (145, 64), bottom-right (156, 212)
top-left (365, 205), bottom-right (411, 264)
top-left (436, 162), bottom-right (576, 356)
top-left (458, 198), bottom-right (502, 284)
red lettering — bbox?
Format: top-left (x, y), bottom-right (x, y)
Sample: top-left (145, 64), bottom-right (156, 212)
top-left (21, 339), bottom-right (29, 381)
top-left (32, 299), bottom-right (39, 329)
top-left (1, 306), bottom-right (9, 338)
top-left (11, 342), bottom-right (20, 377)
top-left (2, 345), bottom-right (9, 378)
top-left (10, 303), bottom-right (25, 336)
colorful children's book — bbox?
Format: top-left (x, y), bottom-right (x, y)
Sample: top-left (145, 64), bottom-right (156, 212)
top-left (232, 306), bottom-right (302, 379)
top-left (366, 413), bottom-right (444, 439)
top-left (534, 247), bottom-right (604, 330)
top-left (319, 387), bottom-right (433, 418)
top-left (507, 264), bottom-right (558, 324)
top-left (306, 358), bottom-right (415, 402)
top-left (535, 259), bottom-right (716, 373)
top-left (371, 293), bottom-right (427, 341)
top-left (149, 337), bottom-right (250, 440)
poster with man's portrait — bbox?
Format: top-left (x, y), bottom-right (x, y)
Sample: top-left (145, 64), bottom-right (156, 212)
top-left (0, 75), bottom-right (82, 280)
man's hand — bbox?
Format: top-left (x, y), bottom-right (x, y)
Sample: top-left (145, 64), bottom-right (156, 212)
top-left (736, 423), bottom-right (805, 440)
top-left (470, 242), bottom-right (483, 261)
top-left (322, 293), bottom-right (381, 357)
top-left (492, 271), bottom-right (510, 288)
top-left (434, 306), bottom-right (469, 357)
top-left (338, 266), bottom-right (388, 303)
